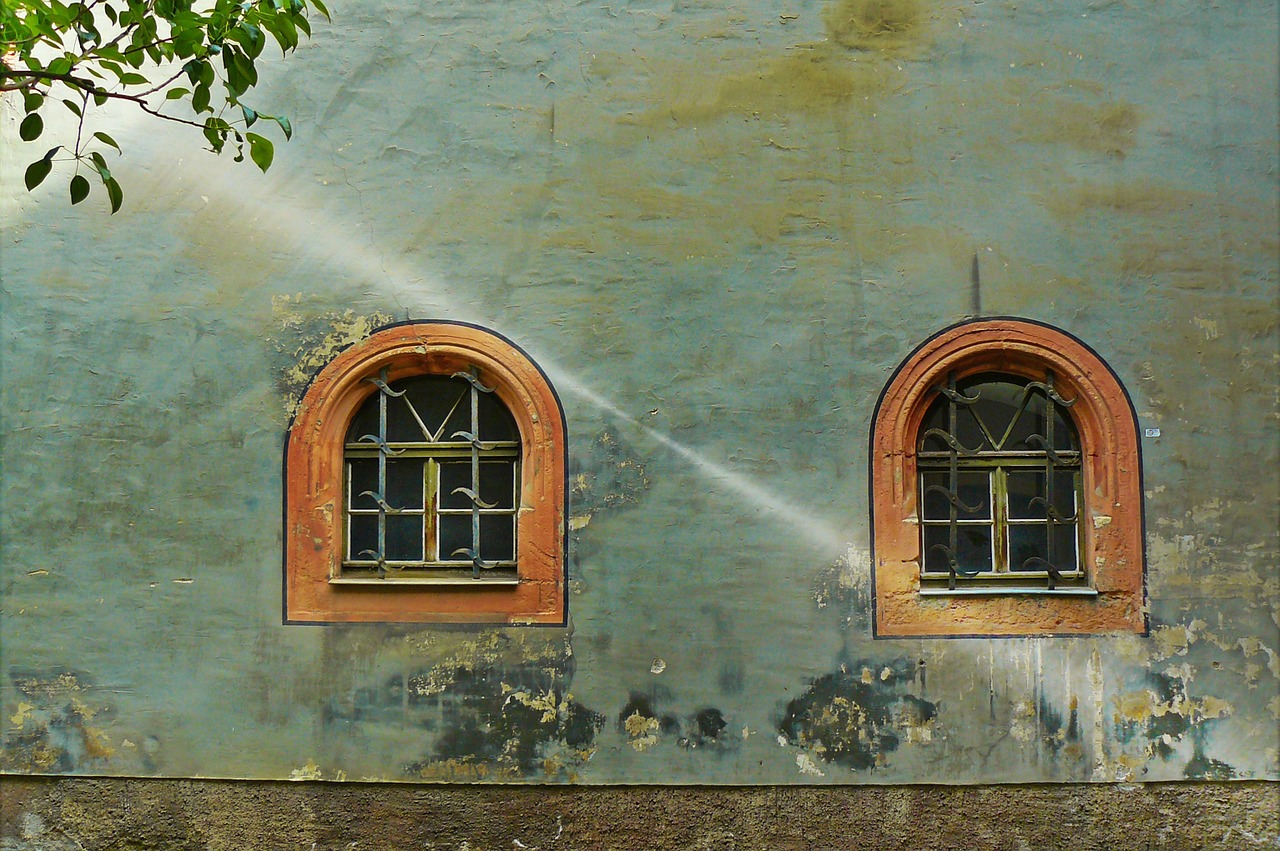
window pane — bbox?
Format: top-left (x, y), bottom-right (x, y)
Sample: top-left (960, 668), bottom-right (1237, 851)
top-left (1008, 524), bottom-right (1049, 569)
top-left (348, 459), bottom-right (379, 510)
top-left (394, 376), bottom-right (470, 443)
top-left (921, 471), bottom-right (990, 520)
top-left (965, 378), bottom-right (1024, 450)
top-left (919, 395), bottom-right (988, 453)
top-left (385, 515), bottom-right (424, 561)
top-left (1007, 470), bottom-right (1046, 519)
top-left (1008, 523), bottom-right (1079, 573)
top-left (479, 461), bottom-right (517, 510)
top-left (477, 391), bottom-right (519, 442)
top-left (480, 515), bottom-right (515, 562)
top-left (438, 515), bottom-right (472, 561)
top-left (923, 524), bottom-right (993, 574)
top-left (384, 458), bottom-right (425, 510)
top-left (348, 515), bottom-right (379, 560)
top-left (1009, 470), bottom-right (1078, 520)
top-left (439, 462), bottom-right (473, 509)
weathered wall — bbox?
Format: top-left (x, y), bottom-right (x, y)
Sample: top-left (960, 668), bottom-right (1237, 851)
top-left (1, 0), bottom-right (1277, 789)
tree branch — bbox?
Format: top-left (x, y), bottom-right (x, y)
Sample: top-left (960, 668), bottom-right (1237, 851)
top-left (0, 69), bottom-right (212, 131)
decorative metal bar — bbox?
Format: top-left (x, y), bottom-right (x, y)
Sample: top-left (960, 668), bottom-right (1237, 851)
top-left (374, 369), bottom-right (391, 577)
top-left (1035, 370), bottom-right (1068, 590)
top-left (920, 428), bottom-right (982, 457)
top-left (946, 373), bottom-right (961, 588)
top-left (924, 484), bottom-right (984, 515)
top-left (444, 367), bottom-right (496, 579)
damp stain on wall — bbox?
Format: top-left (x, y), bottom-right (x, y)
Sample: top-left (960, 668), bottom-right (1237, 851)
top-left (316, 630), bottom-right (603, 781)
top-left (777, 659), bottom-right (937, 772)
top-left (1, 668), bottom-right (155, 776)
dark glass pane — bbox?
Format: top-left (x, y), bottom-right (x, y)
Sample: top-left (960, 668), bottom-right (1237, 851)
top-left (919, 394), bottom-right (988, 453)
top-left (1009, 524), bottom-right (1049, 570)
top-left (438, 515), bottom-right (472, 561)
top-left (1007, 470), bottom-right (1047, 519)
top-left (1053, 523), bottom-right (1079, 569)
top-left (964, 377), bottom-right (1026, 451)
top-left (479, 461), bottom-right (517, 510)
top-left (480, 515), bottom-right (516, 562)
top-left (1051, 406), bottom-right (1079, 451)
top-left (394, 376), bottom-right (469, 443)
top-left (348, 515), bottom-right (379, 560)
top-left (385, 515), bottom-right (423, 561)
top-left (921, 471), bottom-right (989, 520)
top-left (918, 398), bottom-right (948, 451)
top-left (384, 458), bottom-right (425, 510)
top-left (348, 459), bottom-right (380, 510)
top-left (439, 462), bottom-right (473, 509)
top-left (1053, 470), bottom-right (1078, 519)
top-left (477, 391), bottom-right (519, 442)
top-left (922, 524), bottom-right (992, 574)
top-left (346, 391), bottom-right (382, 443)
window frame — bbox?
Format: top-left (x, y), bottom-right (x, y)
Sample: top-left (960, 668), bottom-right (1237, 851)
top-left (870, 318), bottom-right (1147, 637)
top-left (284, 321), bottom-right (567, 625)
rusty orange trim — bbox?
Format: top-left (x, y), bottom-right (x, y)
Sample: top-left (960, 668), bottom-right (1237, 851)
top-left (871, 319), bottom-right (1146, 637)
top-left (284, 322), bottom-right (566, 624)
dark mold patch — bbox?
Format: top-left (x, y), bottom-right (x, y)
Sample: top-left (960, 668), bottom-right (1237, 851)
top-left (680, 708), bottom-right (730, 750)
top-left (406, 669), bottom-right (605, 780)
top-left (778, 659), bottom-right (937, 771)
top-left (617, 693), bottom-right (737, 754)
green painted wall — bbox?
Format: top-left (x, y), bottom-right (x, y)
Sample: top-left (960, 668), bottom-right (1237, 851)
top-left (1, 0), bottom-right (1276, 785)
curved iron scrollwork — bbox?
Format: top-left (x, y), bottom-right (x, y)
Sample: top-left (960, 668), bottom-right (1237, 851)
top-left (919, 370), bottom-right (1082, 590)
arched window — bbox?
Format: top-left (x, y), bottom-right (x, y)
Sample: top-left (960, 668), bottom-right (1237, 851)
top-left (284, 322), bottom-right (566, 624)
top-left (871, 319), bottom-right (1146, 637)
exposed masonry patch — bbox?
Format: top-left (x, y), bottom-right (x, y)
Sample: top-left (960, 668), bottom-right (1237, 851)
top-left (268, 296), bottom-right (394, 415)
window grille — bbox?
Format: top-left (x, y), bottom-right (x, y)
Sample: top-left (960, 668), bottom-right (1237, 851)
top-left (917, 371), bottom-right (1086, 593)
top-left (341, 368), bottom-right (520, 582)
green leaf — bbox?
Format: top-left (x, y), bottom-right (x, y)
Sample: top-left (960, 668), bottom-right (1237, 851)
top-left (104, 177), bottom-right (124, 214)
top-left (273, 114), bottom-right (292, 140)
top-left (61, 98), bottom-right (83, 117)
top-left (192, 80), bottom-right (211, 113)
top-left (241, 104), bottom-right (258, 126)
top-left (311, 0), bottom-right (330, 20)
top-left (166, 87), bottom-right (191, 100)
top-left (118, 72), bottom-right (149, 86)
top-left (23, 90), bottom-right (44, 113)
top-left (245, 132), bottom-right (273, 172)
top-left (89, 151), bottom-right (112, 180)
top-left (70, 174), bottom-right (90, 204)
top-left (92, 131), bottom-right (121, 153)
top-left (25, 158), bottom-right (54, 191)
top-left (19, 114), bottom-right (44, 142)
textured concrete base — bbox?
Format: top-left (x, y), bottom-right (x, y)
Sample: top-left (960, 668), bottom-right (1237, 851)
top-left (2, 777), bottom-right (1276, 849)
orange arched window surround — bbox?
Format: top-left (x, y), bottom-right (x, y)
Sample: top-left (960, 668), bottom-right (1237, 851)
top-left (870, 319), bottom-right (1146, 637)
top-left (284, 322), bottom-right (566, 624)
